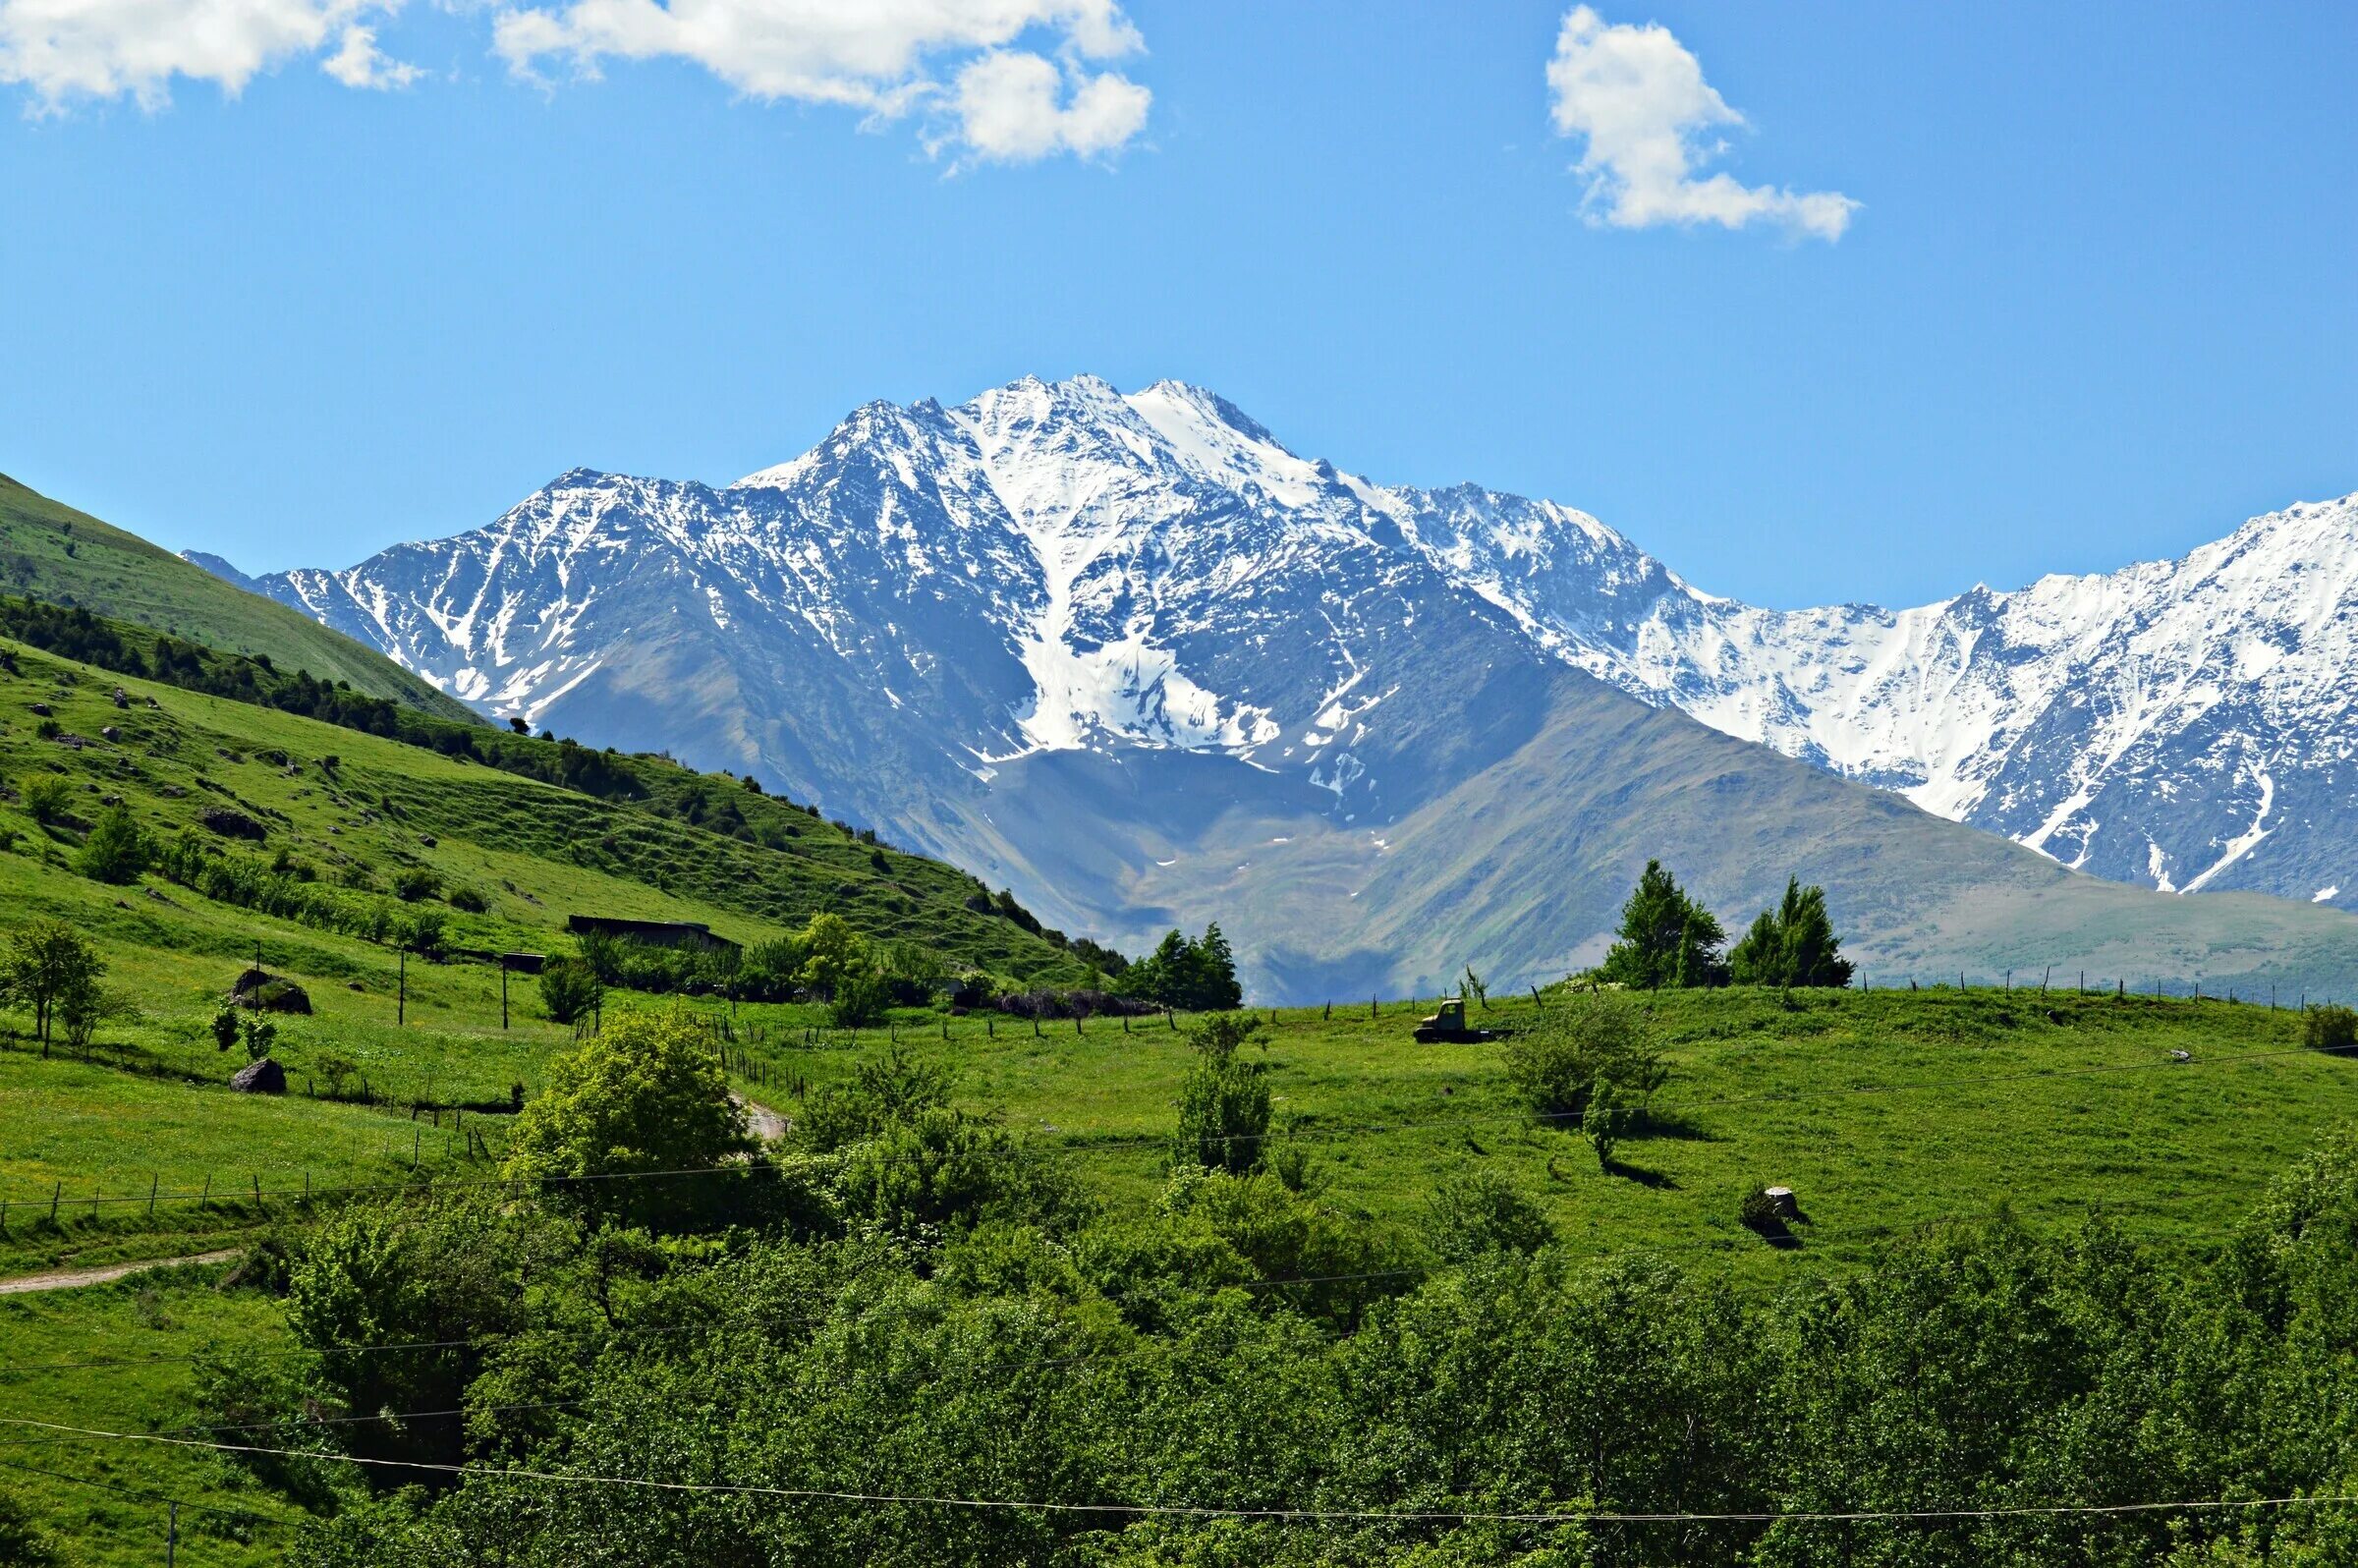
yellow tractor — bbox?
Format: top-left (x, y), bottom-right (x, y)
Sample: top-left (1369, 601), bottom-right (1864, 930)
top-left (1414, 997), bottom-right (1493, 1044)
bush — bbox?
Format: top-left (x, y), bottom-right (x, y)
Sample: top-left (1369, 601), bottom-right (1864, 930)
top-left (1171, 1014), bottom-right (1270, 1176)
top-left (1423, 1167), bottom-right (1554, 1262)
top-left (538, 959), bottom-right (602, 1025)
top-left (1499, 994), bottom-right (1665, 1121)
top-left (448, 886), bottom-right (487, 914)
top-left (1583, 1075), bottom-right (1631, 1168)
top-left (827, 969), bottom-right (890, 1029)
top-left (20, 773), bottom-right (72, 823)
top-left (0, 1486), bottom-right (61, 1567)
top-left (74, 804), bottom-right (151, 883)
top-left (392, 866), bottom-right (442, 903)
top-left (2307, 1005), bottom-right (2358, 1054)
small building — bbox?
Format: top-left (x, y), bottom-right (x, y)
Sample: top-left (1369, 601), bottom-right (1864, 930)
top-left (565, 915), bottom-right (740, 953)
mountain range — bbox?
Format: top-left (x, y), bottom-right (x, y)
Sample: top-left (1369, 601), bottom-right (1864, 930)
top-left (200, 375), bottom-right (2358, 998)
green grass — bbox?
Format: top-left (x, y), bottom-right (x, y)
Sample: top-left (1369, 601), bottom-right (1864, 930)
top-left (0, 472), bottom-right (477, 723)
top-left (683, 983), bottom-right (2358, 1284)
top-left (0, 1262), bottom-right (299, 1568)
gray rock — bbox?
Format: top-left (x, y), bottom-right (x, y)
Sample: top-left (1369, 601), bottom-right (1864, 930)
top-left (230, 1057), bottom-right (287, 1094)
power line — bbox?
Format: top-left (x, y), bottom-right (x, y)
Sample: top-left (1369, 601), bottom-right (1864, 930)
top-left (7, 1417), bottom-right (2358, 1527)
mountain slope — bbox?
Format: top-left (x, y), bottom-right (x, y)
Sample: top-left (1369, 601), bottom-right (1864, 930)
top-left (0, 472), bottom-right (481, 725)
top-left (241, 376), bottom-right (2358, 996)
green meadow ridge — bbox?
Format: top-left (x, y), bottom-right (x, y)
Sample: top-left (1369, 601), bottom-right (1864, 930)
top-left (0, 472), bottom-right (478, 724)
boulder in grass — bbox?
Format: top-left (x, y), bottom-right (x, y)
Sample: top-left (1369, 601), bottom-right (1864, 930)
top-left (230, 969), bottom-right (312, 1015)
top-left (200, 806), bottom-right (266, 841)
top-left (231, 1057), bottom-right (287, 1094)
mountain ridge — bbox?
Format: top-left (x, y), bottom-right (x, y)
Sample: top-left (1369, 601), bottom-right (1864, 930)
top-left (216, 375), bottom-right (2358, 995)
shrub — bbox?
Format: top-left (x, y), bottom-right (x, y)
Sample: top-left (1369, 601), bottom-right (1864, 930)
top-left (75, 804), bottom-right (151, 883)
top-left (0, 1486), bottom-right (61, 1567)
top-left (448, 886), bottom-right (487, 914)
top-left (538, 959), bottom-right (602, 1025)
top-left (1500, 994), bottom-right (1665, 1121)
top-left (211, 1005), bottom-right (242, 1052)
top-left (1171, 1014), bottom-right (1270, 1176)
top-left (1423, 1167), bottom-right (1554, 1262)
top-left (2307, 1005), bottom-right (2358, 1054)
top-left (21, 773), bottom-right (72, 824)
top-left (1583, 1076), bottom-right (1631, 1168)
top-left (827, 970), bottom-right (891, 1029)
top-left (392, 866), bottom-right (442, 903)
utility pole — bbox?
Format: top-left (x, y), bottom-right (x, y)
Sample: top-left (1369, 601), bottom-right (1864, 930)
top-left (166, 1500), bottom-right (179, 1565)
top-left (398, 950), bottom-right (407, 1026)
top-left (501, 964), bottom-right (509, 1031)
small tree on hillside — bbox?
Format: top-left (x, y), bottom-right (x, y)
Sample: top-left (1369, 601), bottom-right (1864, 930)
top-left (1729, 877), bottom-right (1855, 988)
top-left (1501, 993), bottom-right (1664, 1121)
top-left (75, 805), bottom-right (151, 884)
top-left (22, 774), bottom-right (72, 825)
top-left (0, 919), bottom-right (103, 1052)
top-left (1598, 861), bottom-right (1726, 989)
top-left (501, 1010), bottom-right (751, 1229)
top-left (537, 959), bottom-right (602, 1026)
top-left (1171, 1013), bottom-right (1270, 1176)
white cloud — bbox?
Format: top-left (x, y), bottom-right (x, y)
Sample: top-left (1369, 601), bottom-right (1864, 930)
top-left (946, 47), bottom-right (1147, 162)
top-left (0, 0), bottom-right (1147, 161)
top-left (1545, 5), bottom-right (1855, 241)
top-left (0, 0), bottom-right (415, 106)
top-left (492, 0), bottom-right (1151, 162)
top-left (321, 22), bottom-right (420, 88)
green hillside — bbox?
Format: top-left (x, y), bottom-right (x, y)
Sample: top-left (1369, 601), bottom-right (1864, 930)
top-left (0, 472), bottom-right (479, 724)
top-left (9, 615), bottom-right (2358, 1564)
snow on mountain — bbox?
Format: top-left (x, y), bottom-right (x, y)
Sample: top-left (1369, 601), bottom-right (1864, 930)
top-left (249, 374), bottom-right (2358, 909)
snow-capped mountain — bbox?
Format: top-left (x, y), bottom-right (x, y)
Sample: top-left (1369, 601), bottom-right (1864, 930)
top-left (212, 374), bottom-right (2358, 995)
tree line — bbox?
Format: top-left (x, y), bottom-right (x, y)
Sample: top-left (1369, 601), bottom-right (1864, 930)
top-left (1595, 860), bottom-right (1854, 990)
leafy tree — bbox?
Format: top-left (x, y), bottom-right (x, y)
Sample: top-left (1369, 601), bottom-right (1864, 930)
top-left (1500, 993), bottom-right (1664, 1120)
top-left (537, 958), bottom-right (602, 1025)
top-left (1171, 1013), bottom-right (1271, 1176)
top-left (1598, 860), bottom-right (1726, 988)
top-left (0, 919), bottom-right (103, 1050)
top-left (74, 804), bottom-right (150, 883)
top-left (795, 912), bottom-right (871, 1000)
top-left (19, 774), bottom-right (71, 824)
top-left (1423, 1167), bottom-right (1554, 1261)
top-left (500, 1010), bottom-right (751, 1227)
top-left (1729, 876), bottom-right (1855, 987)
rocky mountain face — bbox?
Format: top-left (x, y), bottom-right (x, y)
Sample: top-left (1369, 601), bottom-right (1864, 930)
top-left (216, 375), bottom-right (2358, 996)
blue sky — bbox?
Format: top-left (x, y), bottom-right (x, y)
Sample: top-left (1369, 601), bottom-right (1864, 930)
top-left (1, 1), bottom-right (2352, 609)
